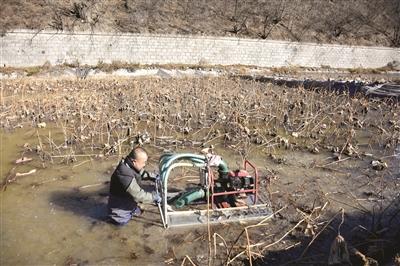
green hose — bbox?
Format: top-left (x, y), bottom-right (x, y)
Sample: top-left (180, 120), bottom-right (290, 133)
top-left (158, 153), bottom-right (229, 209)
top-left (218, 160), bottom-right (229, 177)
top-left (175, 187), bottom-right (205, 208)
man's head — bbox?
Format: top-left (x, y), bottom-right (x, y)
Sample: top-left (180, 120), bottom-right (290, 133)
top-left (127, 147), bottom-right (148, 172)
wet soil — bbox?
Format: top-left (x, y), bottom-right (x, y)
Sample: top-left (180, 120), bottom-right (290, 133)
top-left (1, 75), bottom-right (399, 265)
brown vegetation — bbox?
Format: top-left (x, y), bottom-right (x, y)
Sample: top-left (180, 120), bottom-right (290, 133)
top-left (1, 76), bottom-right (398, 164)
top-left (1, 76), bottom-right (400, 264)
top-left (1, 0), bottom-right (400, 47)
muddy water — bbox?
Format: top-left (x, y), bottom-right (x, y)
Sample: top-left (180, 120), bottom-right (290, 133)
top-left (0, 128), bottom-right (170, 265)
top-left (1, 127), bottom-right (400, 265)
top-left (1, 127), bottom-right (231, 265)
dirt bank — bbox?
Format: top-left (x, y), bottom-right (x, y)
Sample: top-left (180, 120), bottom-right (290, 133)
top-left (1, 0), bottom-right (400, 47)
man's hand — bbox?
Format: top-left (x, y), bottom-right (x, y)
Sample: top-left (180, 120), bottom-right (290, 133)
top-left (152, 191), bottom-right (162, 204)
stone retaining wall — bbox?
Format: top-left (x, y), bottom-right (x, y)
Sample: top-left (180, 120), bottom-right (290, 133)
top-left (1, 30), bottom-right (399, 68)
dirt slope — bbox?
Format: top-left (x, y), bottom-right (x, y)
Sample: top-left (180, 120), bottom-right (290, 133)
top-left (1, 0), bottom-right (399, 47)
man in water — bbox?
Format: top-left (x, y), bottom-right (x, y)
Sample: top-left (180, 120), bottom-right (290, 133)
top-left (107, 147), bottom-right (161, 225)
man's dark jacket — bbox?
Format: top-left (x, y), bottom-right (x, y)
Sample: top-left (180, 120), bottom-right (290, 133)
top-left (107, 157), bottom-right (154, 224)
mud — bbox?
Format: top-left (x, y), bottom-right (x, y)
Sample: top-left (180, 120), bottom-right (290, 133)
top-left (1, 75), bottom-right (399, 265)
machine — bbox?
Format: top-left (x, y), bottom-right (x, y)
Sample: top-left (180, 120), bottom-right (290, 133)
top-left (156, 152), bottom-right (272, 228)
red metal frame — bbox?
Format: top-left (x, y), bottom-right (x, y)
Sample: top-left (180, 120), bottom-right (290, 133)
top-left (209, 160), bottom-right (258, 209)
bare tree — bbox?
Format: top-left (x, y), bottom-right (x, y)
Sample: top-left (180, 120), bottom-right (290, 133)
top-left (227, 0), bottom-right (249, 34)
top-left (361, 0), bottom-right (400, 47)
top-left (258, 0), bottom-right (287, 39)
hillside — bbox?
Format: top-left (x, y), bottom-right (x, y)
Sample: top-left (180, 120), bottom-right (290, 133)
top-left (1, 0), bottom-right (399, 47)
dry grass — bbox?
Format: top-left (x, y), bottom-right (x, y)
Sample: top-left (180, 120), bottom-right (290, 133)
top-left (1, 0), bottom-right (399, 47)
top-left (1, 76), bottom-right (398, 160)
top-left (1, 75), bottom-right (399, 265)
top-left (347, 65), bottom-right (398, 74)
top-left (270, 66), bottom-right (302, 75)
top-left (0, 62), bottom-right (228, 75)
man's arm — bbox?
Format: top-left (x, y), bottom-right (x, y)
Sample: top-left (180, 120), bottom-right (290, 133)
top-left (126, 176), bottom-right (156, 204)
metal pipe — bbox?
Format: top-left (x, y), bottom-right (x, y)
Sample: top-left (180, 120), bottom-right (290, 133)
top-left (159, 160), bottom-right (206, 227)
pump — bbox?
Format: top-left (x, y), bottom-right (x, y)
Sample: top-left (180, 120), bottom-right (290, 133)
top-left (156, 153), bottom-right (271, 228)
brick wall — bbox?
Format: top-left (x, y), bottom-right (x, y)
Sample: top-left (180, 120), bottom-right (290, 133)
top-left (1, 30), bottom-right (399, 68)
